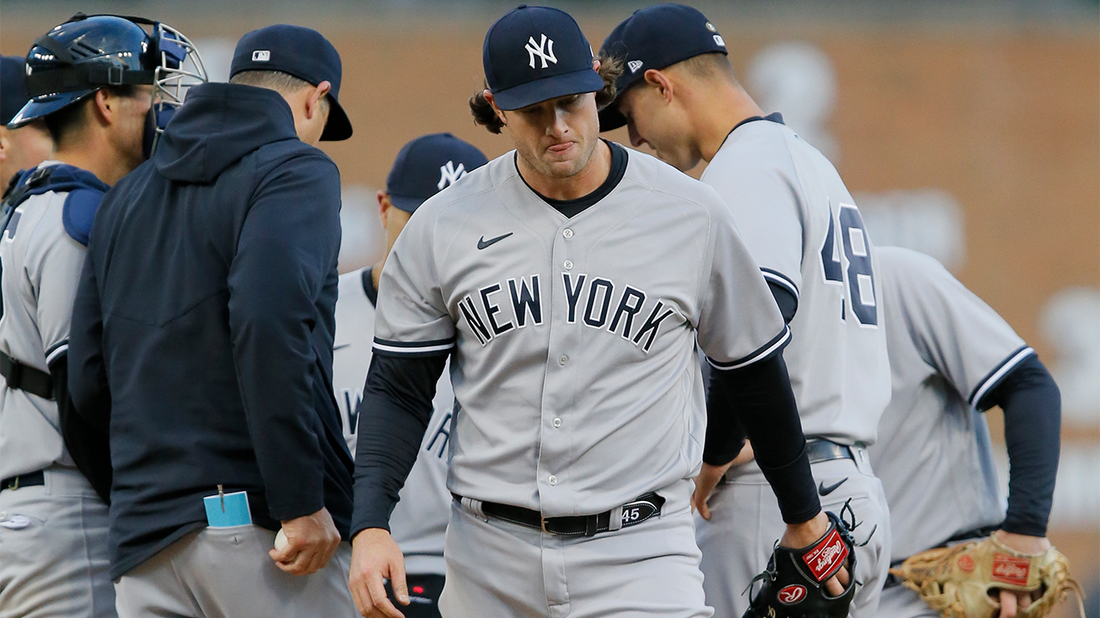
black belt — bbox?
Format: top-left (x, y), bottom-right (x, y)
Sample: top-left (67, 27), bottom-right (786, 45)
top-left (0, 470), bottom-right (45, 493)
top-left (0, 351), bottom-right (54, 400)
top-left (454, 492), bottom-right (665, 537)
top-left (805, 439), bottom-right (858, 465)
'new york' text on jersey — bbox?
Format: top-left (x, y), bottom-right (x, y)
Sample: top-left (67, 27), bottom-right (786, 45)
top-left (374, 148), bottom-right (788, 516)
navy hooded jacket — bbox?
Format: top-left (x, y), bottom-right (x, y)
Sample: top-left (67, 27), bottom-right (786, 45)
top-left (68, 83), bottom-right (353, 578)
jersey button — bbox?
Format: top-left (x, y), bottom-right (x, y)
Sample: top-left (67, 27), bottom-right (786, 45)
top-left (562, 228), bottom-right (574, 239)
top-left (558, 355), bottom-right (568, 365)
top-left (548, 475), bottom-right (558, 486)
top-left (563, 260), bottom-right (573, 270)
top-left (552, 417), bottom-right (562, 428)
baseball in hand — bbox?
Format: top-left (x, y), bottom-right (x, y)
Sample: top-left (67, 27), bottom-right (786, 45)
top-left (274, 528), bottom-right (288, 551)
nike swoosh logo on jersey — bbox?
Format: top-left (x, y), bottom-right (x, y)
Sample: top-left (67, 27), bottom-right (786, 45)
top-left (477, 232), bottom-right (513, 250)
top-left (818, 477), bottom-right (848, 496)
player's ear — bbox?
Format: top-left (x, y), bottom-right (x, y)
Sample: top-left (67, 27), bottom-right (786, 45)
top-left (306, 81), bottom-right (332, 121)
top-left (643, 69), bottom-right (674, 103)
top-left (378, 190), bottom-right (392, 224)
top-left (91, 89), bottom-right (114, 126)
top-left (484, 90), bottom-right (507, 127)
top-left (0, 130), bottom-right (10, 163)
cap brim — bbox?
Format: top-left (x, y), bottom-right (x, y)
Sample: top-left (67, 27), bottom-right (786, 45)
top-left (492, 68), bottom-right (604, 111)
top-left (388, 193), bottom-right (425, 214)
top-left (6, 91), bottom-right (91, 129)
top-left (320, 96), bottom-right (352, 141)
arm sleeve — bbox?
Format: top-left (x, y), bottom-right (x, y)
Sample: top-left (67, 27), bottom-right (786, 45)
top-left (694, 190), bottom-right (819, 524)
top-left (706, 352), bottom-right (821, 524)
top-left (68, 250), bottom-right (111, 430)
top-left (351, 352), bottom-right (447, 536)
top-left (52, 352), bottom-right (111, 503)
top-left (977, 355), bottom-right (1060, 537)
top-left (227, 155), bottom-right (342, 521)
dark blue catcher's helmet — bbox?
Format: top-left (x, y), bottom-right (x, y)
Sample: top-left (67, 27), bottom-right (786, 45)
top-left (8, 13), bottom-right (207, 156)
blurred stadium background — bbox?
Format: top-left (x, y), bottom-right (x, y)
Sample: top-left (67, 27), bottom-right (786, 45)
top-left (3, 2), bottom-right (1097, 615)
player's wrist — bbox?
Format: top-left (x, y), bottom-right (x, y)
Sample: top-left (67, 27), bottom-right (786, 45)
top-left (779, 509), bottom-right (827, 548)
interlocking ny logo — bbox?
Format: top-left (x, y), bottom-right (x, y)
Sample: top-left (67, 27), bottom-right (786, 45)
top-left (438, 160), bottom-right (467, 190)
top-left (525, 34), bottom-right (557, 69)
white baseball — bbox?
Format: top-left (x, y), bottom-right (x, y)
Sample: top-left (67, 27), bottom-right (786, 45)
top-left (274, 528), bottom-right (288, 551)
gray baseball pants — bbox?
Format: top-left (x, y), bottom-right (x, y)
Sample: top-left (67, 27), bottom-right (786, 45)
top-left (439, 478), bottom-right (713, 618)
top-left (0, 465), bottom-right (115, 618)
top-left (114, 525), bottom-right (357, 618)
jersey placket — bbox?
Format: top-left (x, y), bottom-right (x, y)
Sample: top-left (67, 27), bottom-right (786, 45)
top-left (535, 221), bottom-right (584, 517)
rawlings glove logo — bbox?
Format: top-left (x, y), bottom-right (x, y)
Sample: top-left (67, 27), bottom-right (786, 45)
top-left (777, 585), bottom-right (806, 605)
top-left (802, 529), bottom-right (850, 582)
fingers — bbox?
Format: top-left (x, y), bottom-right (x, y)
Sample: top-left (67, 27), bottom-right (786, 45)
top-left (367, 572), bottom-right (406, 618)
top-left (696, 490), bottom-right (712, 520)
top-left (998, 588), bottom-right (1018, 618)
top-left (390, 557), bottom-right (410, 606)
top-left (824, 565), bottom-right (849, 596)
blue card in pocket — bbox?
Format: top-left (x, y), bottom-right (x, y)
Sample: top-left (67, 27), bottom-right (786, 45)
top-left (203, 490), bottom-right (253, 527)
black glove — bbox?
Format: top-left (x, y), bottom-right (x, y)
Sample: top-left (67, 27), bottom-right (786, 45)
top-left (743, 510), bottom-right (858, 618)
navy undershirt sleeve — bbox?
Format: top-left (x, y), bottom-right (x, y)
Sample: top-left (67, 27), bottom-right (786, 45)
top-left (351, 352), bottom-right (447, 537)
top-left (705, 352), bottom-right (821, 524)
top-left (766, 281), bottom-right (798, 324)
top-left (976, 355), bottom-right (1060, 537)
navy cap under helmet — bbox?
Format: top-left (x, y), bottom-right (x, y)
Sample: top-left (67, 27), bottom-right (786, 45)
top-left (230, 25), bottom-right (352, 141)
top-left (598, 4), bottom-right (728, 131)
top-left (8, 15), bottom-right (157, 129)
top-left (386, 133), bottom-right (489, 213)
top-left (483, 5), bottom-right (604, 111)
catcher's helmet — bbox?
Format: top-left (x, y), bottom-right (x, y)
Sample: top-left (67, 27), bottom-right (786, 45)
top-left (8, 13), bottom-right (206, 154)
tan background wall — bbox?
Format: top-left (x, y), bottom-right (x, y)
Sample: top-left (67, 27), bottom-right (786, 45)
top-left (3, 6), bottom-right (1097, 615)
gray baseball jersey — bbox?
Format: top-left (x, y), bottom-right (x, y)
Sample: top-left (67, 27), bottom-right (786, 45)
top-left (700, 117), bottom-right (890, 444)
top-left (332, 267), bottom-right (453, 575)
top-left (373, 147), bottom-right (790, 517)
top-left (869, 246), bottom-right (1027, 561)
top-left (0, 161), bottom-right (79, 478)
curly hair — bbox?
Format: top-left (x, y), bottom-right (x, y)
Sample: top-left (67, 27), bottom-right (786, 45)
top-left (469, 52), bottom-right (624, 134)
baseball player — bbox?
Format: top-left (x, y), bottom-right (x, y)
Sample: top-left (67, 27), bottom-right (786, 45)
top-left (870, 246), bottom-right (1062, 618)
top-left (0, 57), bottom-right (53, 196)
top-left (0, 14), bottom-right (199, 618)
top-left (333, 132), bottom-right (488, 617)
top-left (348, 6), bottom-right (850, 618)
top-left (600, 5), bottom-right (892, 616)
top-left (67, 25), bottom-right (357, 617)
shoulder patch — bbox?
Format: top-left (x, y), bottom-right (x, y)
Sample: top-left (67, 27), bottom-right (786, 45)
top-left (62, 188), bottom-right (106, 246)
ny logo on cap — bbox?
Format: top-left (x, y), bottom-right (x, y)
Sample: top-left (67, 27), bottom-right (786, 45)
top-left (438, 161), bottom-right (467, 190)
top-left (525, 34), bottom-right (557, 69)
top-left (628, 60), bottom-right (644, 73)
top-left (252, 50), bottom-right (271, 62)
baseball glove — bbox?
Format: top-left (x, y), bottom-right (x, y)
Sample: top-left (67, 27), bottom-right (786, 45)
top-left (743, 510), bottom-right (858, 618)
top-left (889, 534), bottom-right (1084, 618)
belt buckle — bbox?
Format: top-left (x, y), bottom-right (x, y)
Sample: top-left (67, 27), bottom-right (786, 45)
top-left (541, 516), bottom-right (551, 534)
top-left (6, 476), bottom-right (18, 491)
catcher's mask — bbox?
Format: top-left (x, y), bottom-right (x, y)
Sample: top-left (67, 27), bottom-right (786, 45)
top-left (8, 13), bottom-right (207, 158)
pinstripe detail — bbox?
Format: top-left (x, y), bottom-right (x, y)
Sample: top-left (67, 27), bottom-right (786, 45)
top-left (707, 326), bottom-right (791, 371)
top-left (968, 346), bottom-right (1035, 408)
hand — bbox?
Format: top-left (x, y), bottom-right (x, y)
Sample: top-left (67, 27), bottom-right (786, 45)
top-left (691, 442), bottom-right (754, 520)
top-left (780, 511), bottom-right (850, 597)
top-left (349, 528), bottom-right (408, 618)
top-left (993, 531), bottom-right (1051, 617)
top-left (268, 507), bottom-right (341, 576)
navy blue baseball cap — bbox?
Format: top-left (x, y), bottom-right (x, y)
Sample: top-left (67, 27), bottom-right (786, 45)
top-left (230, 25), bottom-right (352, 141)
top-left (483, 5), bottom-right (604, 111)
top-left (386, 133), bottom-right (489, 213)
top-left (1, 56), bottom-right (30, 126)
top-left (598, 4), bottom-right (728, 131)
